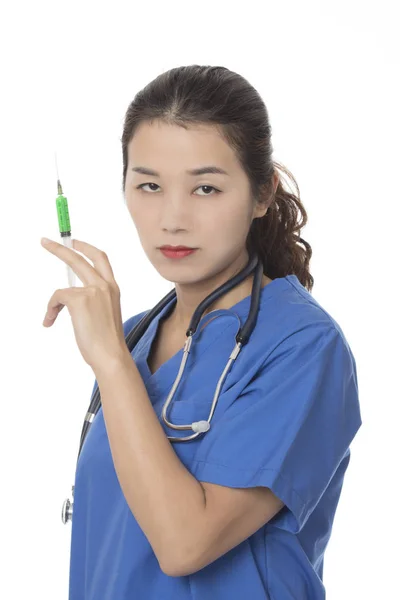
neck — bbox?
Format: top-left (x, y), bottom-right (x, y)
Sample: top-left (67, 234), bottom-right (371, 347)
top-left (169, 253), bottom-right (269, 329)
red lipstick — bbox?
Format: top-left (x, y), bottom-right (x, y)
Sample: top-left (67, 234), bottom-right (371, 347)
top-left (159, 245), bottom-right (198, 259)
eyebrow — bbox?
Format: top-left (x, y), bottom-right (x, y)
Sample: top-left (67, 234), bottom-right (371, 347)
top-left (131, 165), bottom-right (229, 177)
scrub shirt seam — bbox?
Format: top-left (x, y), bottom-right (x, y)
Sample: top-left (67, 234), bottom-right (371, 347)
top-left (264, 527), bottom-right (275, 600)
top-left (285, 277), bottom-right (343, 335)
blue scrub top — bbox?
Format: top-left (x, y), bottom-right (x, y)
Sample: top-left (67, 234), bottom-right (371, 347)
top-left (68, 274), bottom-right (361, 599)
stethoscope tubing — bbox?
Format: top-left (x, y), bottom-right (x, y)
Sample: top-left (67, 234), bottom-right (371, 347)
top-left (62, 253), bottom-right (264, 524)
top-left (77, 253), bottom-right (263, 462)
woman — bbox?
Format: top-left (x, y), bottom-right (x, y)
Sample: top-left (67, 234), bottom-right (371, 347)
top-left (67, 65), bottom-right (362, 599)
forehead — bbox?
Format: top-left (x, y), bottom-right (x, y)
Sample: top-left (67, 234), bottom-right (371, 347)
top-left (128, 120), bottom-right (238, 170)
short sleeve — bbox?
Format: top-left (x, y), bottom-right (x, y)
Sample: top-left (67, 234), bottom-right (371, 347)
top-left (191, 323), bottom-right (362, 533)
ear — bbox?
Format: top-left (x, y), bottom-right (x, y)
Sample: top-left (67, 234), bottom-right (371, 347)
top-left (253, 202), bottom-right (269, 219)
top-left (254, 171), bottom-right (279, 219)
top-left (273, 170), bottom-right (279, 194)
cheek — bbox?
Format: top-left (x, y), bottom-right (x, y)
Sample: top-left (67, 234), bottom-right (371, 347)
top-left (127, 197), bottom-right (155, 229)
top-left (201, 202), bottom-right (251, 238)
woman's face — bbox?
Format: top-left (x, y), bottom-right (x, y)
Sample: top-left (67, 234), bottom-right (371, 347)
top-left (124, 119), bottom-right (267, 285)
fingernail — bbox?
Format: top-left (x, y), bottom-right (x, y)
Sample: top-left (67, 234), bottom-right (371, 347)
top-left (41, 237), bottom-right (51, 244)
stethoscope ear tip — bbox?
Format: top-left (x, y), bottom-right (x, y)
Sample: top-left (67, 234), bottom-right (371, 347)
top-left (192, 420), bottom-right (210, 433)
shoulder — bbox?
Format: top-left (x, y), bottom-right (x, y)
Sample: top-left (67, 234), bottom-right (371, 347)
top-left (263, 274), bottom-right (351, 347)
top-left (237, 276), bottom-right (355, 379)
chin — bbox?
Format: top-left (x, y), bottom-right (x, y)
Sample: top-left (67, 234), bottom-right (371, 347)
top-left (158, 263), bottom-right (209, 286)
top-left (160, 270), bottom-right (202, 285)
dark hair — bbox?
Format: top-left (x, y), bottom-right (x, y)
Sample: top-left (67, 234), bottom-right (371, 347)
top-left (121, 65), bottom-right (314, 292)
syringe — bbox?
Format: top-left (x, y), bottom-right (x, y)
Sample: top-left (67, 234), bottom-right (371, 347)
top-left (55, 152), bottom-right (76, 287)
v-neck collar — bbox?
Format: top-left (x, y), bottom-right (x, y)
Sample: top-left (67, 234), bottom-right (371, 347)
top-left (135, 274), bottom-right (295, 399)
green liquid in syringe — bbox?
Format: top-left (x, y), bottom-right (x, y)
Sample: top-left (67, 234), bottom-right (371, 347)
top-left (56, 179), bottom-right (71, 236)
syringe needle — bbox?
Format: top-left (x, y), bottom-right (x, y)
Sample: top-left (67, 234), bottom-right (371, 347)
top-left (55, 151), bottom-right (63, 196)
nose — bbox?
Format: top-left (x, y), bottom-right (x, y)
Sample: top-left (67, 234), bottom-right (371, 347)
top-left (159, 193), bottom-right (192, 232)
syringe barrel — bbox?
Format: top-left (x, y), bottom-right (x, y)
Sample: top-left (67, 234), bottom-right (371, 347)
top-left (56, 194), bottom-right (71, 234)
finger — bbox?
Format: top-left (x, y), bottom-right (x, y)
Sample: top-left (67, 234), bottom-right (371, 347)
top-left (41, 238), bottom-right (103, 287)
top-left (43, 297), bottom-right (65, 326)
top-left (43, 308), bottom-right (62, 327)
top-left (72, 239), bottom-right (119, 287)
top-left (43, 287), bottom-right (76, 326)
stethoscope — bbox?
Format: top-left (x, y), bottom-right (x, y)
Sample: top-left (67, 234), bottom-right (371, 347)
top-left (62, 252), bottom-right (264, 524)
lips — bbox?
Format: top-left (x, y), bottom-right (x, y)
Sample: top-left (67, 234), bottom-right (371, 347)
top-left (159, 247), bottom-right (198, 259)
top-left (160, 246), bottom-right (196, 250)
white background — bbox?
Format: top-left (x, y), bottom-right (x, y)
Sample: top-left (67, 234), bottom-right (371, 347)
top-left (1, 1), bottom-right (398, 598)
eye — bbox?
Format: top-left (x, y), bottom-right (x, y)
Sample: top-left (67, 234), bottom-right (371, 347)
top-left (195, 185), bottom-right (221, 196)
top-left (136, 183), bottom-right (160, 192)
top-left (136, 183), bottom-right (221, 196)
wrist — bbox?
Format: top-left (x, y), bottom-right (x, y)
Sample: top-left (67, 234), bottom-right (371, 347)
top-left (92, 344), bottom-right (134, 379)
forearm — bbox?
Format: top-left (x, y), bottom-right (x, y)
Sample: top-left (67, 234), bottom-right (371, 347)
top-left (93, 348), bottom-right (207, 573)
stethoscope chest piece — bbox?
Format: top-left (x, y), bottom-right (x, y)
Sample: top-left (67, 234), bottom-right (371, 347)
top-left (61, 253), bottom-right (264, 524)
top-left (61, 486), bottom-right (74, 524)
